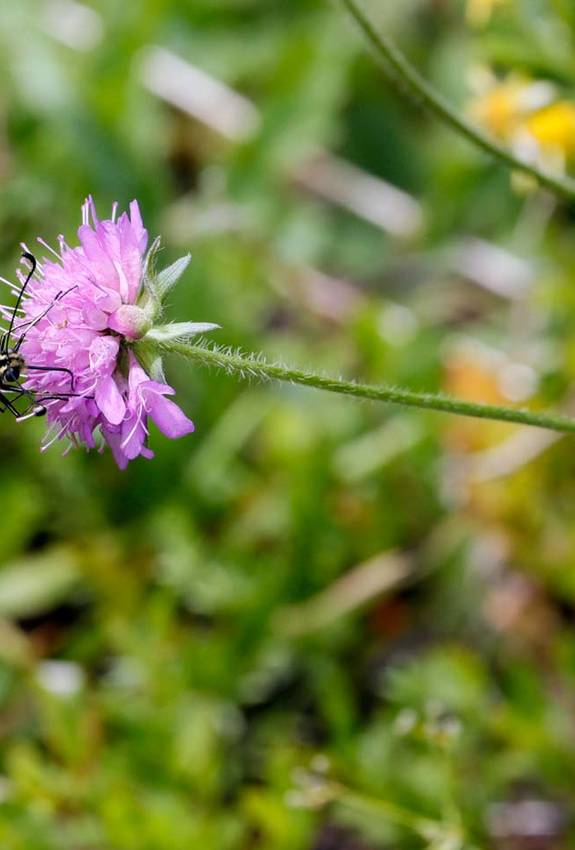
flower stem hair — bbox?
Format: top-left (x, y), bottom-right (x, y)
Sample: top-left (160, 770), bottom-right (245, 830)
top-left (151, 340), bottom-right (575, 437)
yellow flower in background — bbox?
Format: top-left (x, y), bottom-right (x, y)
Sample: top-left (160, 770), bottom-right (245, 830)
top-left (467, 0), bottom-right (507, 27)
top-left (523, 102), bottom-right (575, 159)
top-left (469, 75), bottom-right (543, 140)
top-left (469, 69), bottom-right (555, 138)
top-left (469, 69), bottom-right (575, 175)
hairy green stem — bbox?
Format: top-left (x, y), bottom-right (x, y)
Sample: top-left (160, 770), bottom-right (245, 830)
top-left (338, 0), bottom-right (575, 202)
top-left (156, 340), bottom-right (575, 436)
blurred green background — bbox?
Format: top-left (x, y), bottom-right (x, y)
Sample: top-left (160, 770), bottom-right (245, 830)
top-left (2, 0), bottom-right (575, 847)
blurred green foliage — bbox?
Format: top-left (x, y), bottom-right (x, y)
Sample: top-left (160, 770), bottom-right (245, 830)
top-left (1, 0), bottom-right (575, 847)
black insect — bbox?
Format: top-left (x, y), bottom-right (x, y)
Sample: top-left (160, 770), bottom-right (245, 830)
top-left (0, 252), bottom-right (79, 420)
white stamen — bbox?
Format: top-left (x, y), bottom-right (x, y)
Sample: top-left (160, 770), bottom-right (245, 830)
top-left (89, 197), bottom-right (98, 227)
top-left (37, 237), bottom-right (62, 261)
top-left (0, 307), bottom-right (24, 319)
top-left (121, 413), bottom-right (143, 450)
top-left (41, 422), bottom-right (70, 452)
top-left (0, 277), bottom-right (23, 295)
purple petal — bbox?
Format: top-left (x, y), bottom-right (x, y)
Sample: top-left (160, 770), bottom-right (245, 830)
top-left (142, 380), bottom-right (175, 397)
top-left (95, 376), bottom-right (126, 425)
top-left (147, 394), bottom-right (195, 439)
top-left (77, 225), bottom-right (115, 277)
top-left (127, 353), bottom-right (150, 390)
top-left (102, 428), bottom-right (130, 470)
top-left (94, 288), bottom-right (122, 313)
top-left (129, 200), bottom-right (148, 253)
top-left (89, 336), bottom-right (120, 375)
top-left (82, 304), bottom-right (109, 330)
top-left (120, 414), bottom-right (147, 459)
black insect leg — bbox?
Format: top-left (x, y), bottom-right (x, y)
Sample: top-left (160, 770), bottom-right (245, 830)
top-left (25, 364), bottom-right (77, 392)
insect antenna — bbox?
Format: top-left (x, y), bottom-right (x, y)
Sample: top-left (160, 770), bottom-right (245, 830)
top-left (2, 252), bottom-right (36, 355)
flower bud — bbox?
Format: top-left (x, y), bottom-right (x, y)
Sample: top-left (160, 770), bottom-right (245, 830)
top-left (108, 304), bottom-right (154, 340)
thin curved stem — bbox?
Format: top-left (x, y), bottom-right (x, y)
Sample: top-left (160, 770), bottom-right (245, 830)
top-left (155, 340), bottom-right (575, 437)
top-left (338, 0), bottom-right (575, 203)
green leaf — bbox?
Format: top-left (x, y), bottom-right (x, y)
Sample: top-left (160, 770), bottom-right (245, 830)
top-left (153, 254), bottom-right (192, 300)
top-left (145, 322), bottom-right (221, 343)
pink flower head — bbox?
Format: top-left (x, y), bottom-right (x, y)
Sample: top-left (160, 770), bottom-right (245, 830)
top-left (7, 198), bottom-right (218, 468)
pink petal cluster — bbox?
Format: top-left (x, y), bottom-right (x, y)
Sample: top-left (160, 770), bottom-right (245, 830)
top-left (18, 198), bottom-right (194, 468)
